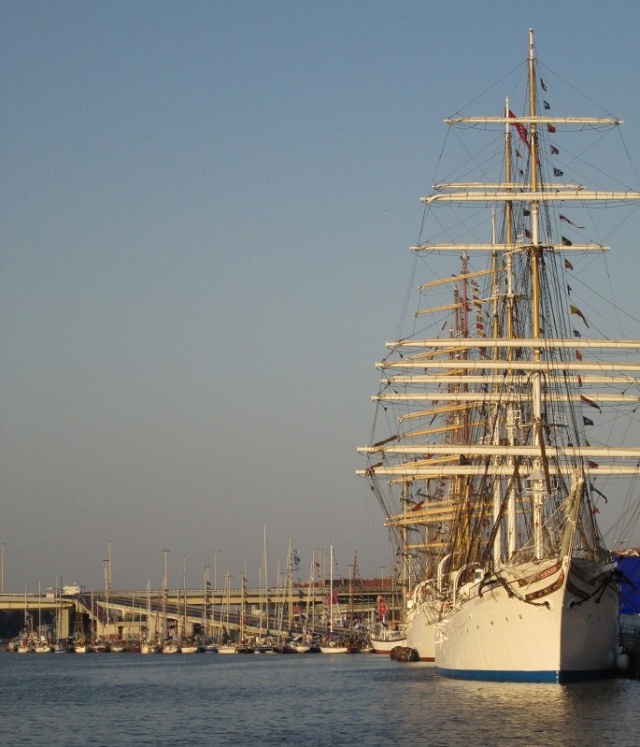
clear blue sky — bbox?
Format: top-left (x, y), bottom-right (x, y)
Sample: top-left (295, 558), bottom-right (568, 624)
top-left (2, 1), bottom-right (640, 592)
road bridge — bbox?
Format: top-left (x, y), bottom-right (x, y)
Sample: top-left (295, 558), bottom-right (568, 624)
top-left (0, 581), bottom-right (402, 641)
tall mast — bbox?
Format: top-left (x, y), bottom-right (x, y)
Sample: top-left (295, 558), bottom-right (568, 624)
top-left (329, 543), bottom-right (334, 633)
top-left (263, 526), bottom-right (269, 635)
top-left (526, 28), bottom-right (547, 558)
top-left (287, 537), bottom-right (294, 629)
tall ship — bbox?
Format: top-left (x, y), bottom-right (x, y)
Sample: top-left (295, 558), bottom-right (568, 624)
top-left (358, 29), bottom-right (640, 682)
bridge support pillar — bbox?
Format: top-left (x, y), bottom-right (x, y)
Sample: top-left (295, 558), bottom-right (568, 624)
top-left (59, 607), bottom-right (71, 638)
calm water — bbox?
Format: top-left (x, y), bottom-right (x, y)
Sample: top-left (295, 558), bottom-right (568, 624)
top-left (2, 652), bottom-right (639, 747)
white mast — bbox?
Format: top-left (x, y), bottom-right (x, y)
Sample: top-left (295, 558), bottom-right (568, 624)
top-left (329, 543), bottom-right (334, 633)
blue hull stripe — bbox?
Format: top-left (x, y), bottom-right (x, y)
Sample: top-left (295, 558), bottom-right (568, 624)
top-left (436, 667), bottom-right (616, 684)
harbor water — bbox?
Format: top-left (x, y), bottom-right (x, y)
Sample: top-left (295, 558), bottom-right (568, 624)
top-left (2, 652), bottom-right (639, 747)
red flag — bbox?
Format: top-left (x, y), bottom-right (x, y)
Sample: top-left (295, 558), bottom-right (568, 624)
top-left (508, 110), bottom-right (529, 146)
top-left (575, 349), bottom-right (583, 361)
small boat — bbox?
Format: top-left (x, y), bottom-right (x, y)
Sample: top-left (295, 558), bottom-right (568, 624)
top-left (254, 637), bottom-right (277, 654)
top-left (16, 639), bottom-right (31, 654)
top-left (290, 635), bottom-right (315, 654)
top-left (368, 624), bottom-right (407, 655)
top-left (141, 641), bottom-right (158, 655)
top-left (216, 644), bottom-right (238, 655)
top-left (162, 641), bottom-right (180, 654)
top-left (319, 644), bottom-right (349, 654)
top-left (235, 643), bottom-right (255, 654)
top-left (319, 636), bottom-right (350, 654)
top-left (179, 642), bottom-right (199, 654)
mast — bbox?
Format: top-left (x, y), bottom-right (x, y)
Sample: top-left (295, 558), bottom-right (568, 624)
top-left (162, 549), bottom-right (169, 640)
top-left (287, 537), bottom-right (294, 630)
top-left (329, 543), bottom-right (334, 633)
top-left (400, 481), bottom-right (410, 611)
top-left (38, 582), bottom-right (42, 639)
top-left (203, 564), bottom-right (209, 639)
top-left (241, 565), bottom-right (247, 642)
top-left (359, 26), bottom-right (640, 635)
top-left (349, 552), bottom-right (357, 628)
top-left (263, 526), bottom-right (269, 635)
top-left (183, 556), bottom-right (187, 639)
top-left (307, 552), bottom-right (316, 634)
top-left (55, 576), bottom-right (60, 642)
top-left (146, 579), bottom-right (152, 642)
top-left (525, 27), bottom-right (546, 559)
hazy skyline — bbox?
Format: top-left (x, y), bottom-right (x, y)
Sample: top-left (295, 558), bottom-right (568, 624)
top-left (2, 1), bottom-right (640, 592)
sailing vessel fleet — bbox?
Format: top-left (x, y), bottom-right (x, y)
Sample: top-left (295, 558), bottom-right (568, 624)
top-left (359, 29), bottom-right (640, 682)
top-left (5, 543), bottom-right (379, 655)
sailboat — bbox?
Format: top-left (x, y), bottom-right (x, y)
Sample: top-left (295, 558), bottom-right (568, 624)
top-left (369, 589), bottom-right (407, 656)
top-left (216, 571), bottom-right (238, 654)
top-left (359, 29), bottom-right (640, 682)
top-left (319, 545), bottom-right (351, 653)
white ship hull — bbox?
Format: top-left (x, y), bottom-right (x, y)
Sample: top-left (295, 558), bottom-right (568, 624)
top-left (436, 558), bottom-right (619, 682)
top-left (404, 581), bottom-right (436, 661)
top-left (405, 605), bottom-right (436, 662)
top-left (369, 633), bottom-right (407, 655)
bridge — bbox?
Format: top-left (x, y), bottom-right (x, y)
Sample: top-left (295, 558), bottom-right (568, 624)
top-left (0, 580), bottom-right (403, 641)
